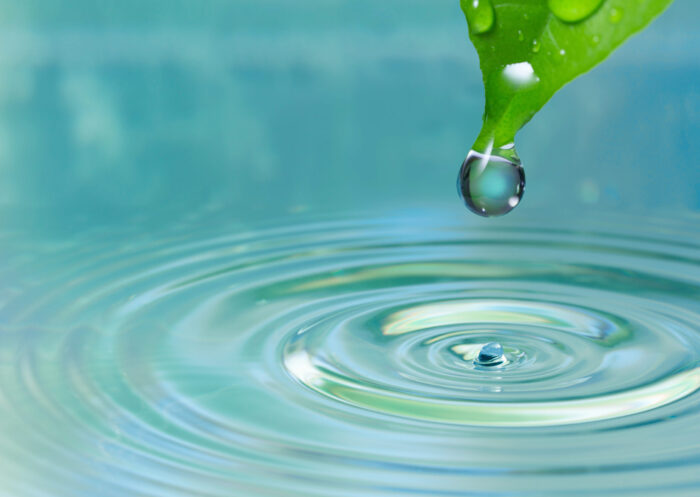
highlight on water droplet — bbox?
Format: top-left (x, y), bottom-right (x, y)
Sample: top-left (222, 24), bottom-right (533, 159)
top-left (559, 49), bottom-right (566, 56)
top-left (461, 0), bottom-right (495, 35)
top-left (457, 145), bottom-right (525, 217)
top-left (548, 0), bottom-right (604, 23)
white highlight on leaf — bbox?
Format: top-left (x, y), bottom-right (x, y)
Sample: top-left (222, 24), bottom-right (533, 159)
top-left (502, 61), bottom-right (539, 87)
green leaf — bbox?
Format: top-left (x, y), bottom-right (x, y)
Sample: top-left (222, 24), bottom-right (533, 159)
top-left (460, 0), bottom-right (674, 150)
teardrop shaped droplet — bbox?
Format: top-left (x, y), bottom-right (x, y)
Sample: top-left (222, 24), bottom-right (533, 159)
top-left (461, 0), bottom-right (495, 35)
top-left (474, 342), bottom-right (506, 367)
top-left (458, 146), bottom-right (525, 217)
top-left (547, 0), bottom-right (604, 23)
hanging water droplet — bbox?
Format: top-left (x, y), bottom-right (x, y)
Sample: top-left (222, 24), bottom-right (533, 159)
top-left (474, 342), bottom-right (506, 367)
top-left (532, 39), bottom-right (541, 53)
top-left (609, 7), bottom-right (623, 23)
top-left (548, 0), bottom-right (604, 23)
top-left (458, 146), bottom-right (525, 217)
top-left (517, 30), bottom-right (524, 42)
top-left (461, 0), bottom-right (495, 34)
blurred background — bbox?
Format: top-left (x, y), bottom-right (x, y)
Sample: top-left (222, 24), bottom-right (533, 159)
top-left (0, 0), bottom-right (697, 234)
top-left (0, 4), bottom-right (699, 496)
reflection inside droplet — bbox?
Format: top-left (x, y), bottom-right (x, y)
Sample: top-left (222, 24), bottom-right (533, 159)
top-left (457, 146), bottom-right (526, 217)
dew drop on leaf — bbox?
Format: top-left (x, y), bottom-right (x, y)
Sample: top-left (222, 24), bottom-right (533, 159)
top-left (609, 7), bottom-right (623, 23)
top-left (461, 0), bottom-right (495, 34)
top-left (548, 0), bottom-right (605, 23)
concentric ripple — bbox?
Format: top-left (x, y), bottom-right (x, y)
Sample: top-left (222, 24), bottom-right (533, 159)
top-left (284, 297), bottom-right (700, 426)
top-left (1, 209), bottom-right (700, 496)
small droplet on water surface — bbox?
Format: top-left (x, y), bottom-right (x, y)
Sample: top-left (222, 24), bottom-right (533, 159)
top-left (462, 0), bottom-right (495, 34)
top-left (548, 0), bottom-right (604, 23)
top-left (458, 147), bottom-right (525, 217)
top-left (474, 342), bottom-right (506, 367)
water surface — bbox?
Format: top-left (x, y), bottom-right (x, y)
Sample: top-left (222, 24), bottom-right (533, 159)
top-left (2, 209), bottom-right (700, 496)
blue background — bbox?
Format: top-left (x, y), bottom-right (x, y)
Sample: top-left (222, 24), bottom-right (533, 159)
top-left (0, 0), bottom-right (697, 232)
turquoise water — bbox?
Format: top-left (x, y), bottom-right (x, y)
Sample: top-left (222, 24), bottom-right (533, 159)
top-left (1, 1), bottom-right (700, 496)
